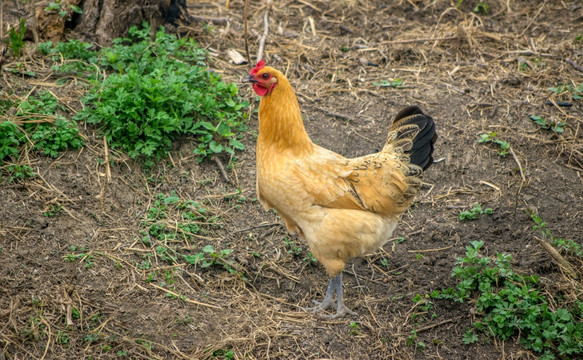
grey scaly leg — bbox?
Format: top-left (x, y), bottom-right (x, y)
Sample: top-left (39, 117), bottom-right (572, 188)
top-left (329, 272), bottom-right (357, 318)
top-left (306, 275), bottom-right (337, 312)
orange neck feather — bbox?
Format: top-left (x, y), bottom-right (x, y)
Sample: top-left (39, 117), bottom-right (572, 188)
top-left (257, 70), bottom-right (313, 154)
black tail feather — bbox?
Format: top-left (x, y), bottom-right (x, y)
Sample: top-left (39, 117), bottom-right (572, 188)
top-left (390, 106), bottom-right (438, 171)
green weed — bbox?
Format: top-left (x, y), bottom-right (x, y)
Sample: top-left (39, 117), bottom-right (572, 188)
top-left (373, 78), bottom-right (404, 88)
top-left (2, 164), bottom-right (35, 183)
top-left (549, 83), bottom-right (583, 100)
top-left (0, 121), bottom-right (24, 162)
top-left (473, 1), bottom-right (490, 13)
top-left (530, 115), bottom-right (566, 134)
top-left (74, 23), bottom-right (248, 165)
top-left (8, 18), bottom-right (26, 57)
top-left (16, 90), bottom-right (84, 158)
top-left (478, 132), bottom-right (509, 156)
top-left (459, 203), bottom-right (492, 221)
top-left (348, 322), bottom-right (360, 335)
top-left (43, 203), bottom-right (63, 217)
top-left (284, 237), bottom-right (303, 256)
top-left (432, 241), bottom-right (583, 359)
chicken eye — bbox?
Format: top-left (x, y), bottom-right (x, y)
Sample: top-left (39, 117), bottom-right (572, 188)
top-left (261, 73), bottom-right (270, 80)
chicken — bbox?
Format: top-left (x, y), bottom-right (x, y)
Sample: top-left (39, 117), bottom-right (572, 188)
top-left (243, 60), bottom-right (437, 318)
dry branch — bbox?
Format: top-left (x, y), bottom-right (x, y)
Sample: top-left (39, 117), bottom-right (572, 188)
top-left (256, 0), bottom-right (273, 62)
top-left (534, 237), bottom-right (579, 279)
top-left (212, 155), bottom-right (232, 184)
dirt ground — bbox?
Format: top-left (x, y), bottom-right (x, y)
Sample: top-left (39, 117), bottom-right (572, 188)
top-left (1, 0), bottom-right (583, 359)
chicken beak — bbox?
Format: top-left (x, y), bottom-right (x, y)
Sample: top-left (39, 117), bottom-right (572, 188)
top-left (242, 75), bottom-right (257, 84)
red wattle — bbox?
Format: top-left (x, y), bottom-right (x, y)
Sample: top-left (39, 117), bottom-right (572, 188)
top-left (253, 83), bottom-right (268, 96)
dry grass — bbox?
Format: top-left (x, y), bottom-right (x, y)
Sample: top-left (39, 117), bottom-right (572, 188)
top-left (1, 0), bottom-right (582, 359)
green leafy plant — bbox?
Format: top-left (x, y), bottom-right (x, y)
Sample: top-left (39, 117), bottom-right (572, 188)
top-left (2, 164), bottom-right (35, 183)
top-left (74, 23), bottom-right (248, 165)
top-left (530, 115), bottom-right (566, 134)
top-left (432, 241), bottom-right (583, 359)
top-left (549, 83), bottom-right (583, 100)
top-left (473, 1), bottom-right (490, 13)
top-left (462, 329), bottom-right (478, 344)
top-left (44, 1), bottom-right (82, 18)
top-left (0, 121), bottom-right (24, 162)
top-left (8, 18), bottom-right (26, 57)
top-left (182, 245), bottom-right (245, 280)
top-left (284, 237), bottom-right (303, 256)
top-left (478, 132), bottom-right (509, 156)
top-left (373, 78), bottom-right (404, 88)
top-left (17, 91), bottom-right (84, 157)
top-left (43, 203), bottom-right (63, 217)
top-left (348, 322), bottom-right (360, 335)
top-left (459, 203), bottom-right (492, 220)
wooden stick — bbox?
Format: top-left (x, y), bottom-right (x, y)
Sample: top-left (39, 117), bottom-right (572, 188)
top-left (509, 147), bottom-right (526, 182)
top-left (243, 0), bottom-right (251, 64)
top-left (256, 0), bottom-right (272, 61)
top-left (149, 283), bottom-right (222, 309)
top-left (534, 237), bottom-right (578, 279)
top-left (212, 155), bottom-right (231, 184)
top-left (380, 36), bottom-right (457, 45)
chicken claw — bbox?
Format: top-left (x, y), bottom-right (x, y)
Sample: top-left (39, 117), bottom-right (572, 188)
top-left (304, 273), bottom-right (356, 318)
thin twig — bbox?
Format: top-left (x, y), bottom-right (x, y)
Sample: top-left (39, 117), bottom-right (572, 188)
top-left (256, 0), bottom-right (272, 62)
top-left (212, 155), bottom-right (231, 184)
top-left (380, 36), bottom-right (457, 45)
top-left (509, 147), bottom-right (526, 182)
top-left (243, 0), bottom-right (250, 64)
top-left (534, 238), bottom-right (579, 279)
top-left (148, 283), bottom-right (222, 309)
top-left (103, 136), bottom-right (111, 182)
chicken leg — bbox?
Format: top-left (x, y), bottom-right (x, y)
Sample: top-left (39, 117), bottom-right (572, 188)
top-left (307, 273), bottom-right (356, 318)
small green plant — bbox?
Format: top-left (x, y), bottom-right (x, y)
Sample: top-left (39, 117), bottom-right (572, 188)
top-left (549, 83), bottom-right (583, 100)
top-left (0, 121), bottom-right (24, 162)
top-left (44, 203), bottom-right (63, 217)
top-left (8, 18), bottom-right (26, 57)
top-left (406, 330), bottom-right (426, 351)
top-left (348, 322), bottom-right (360, 335)
top-left (182, 245), bottom-right (245, 280)
top-left (44, 1), bottom-right (82, 19)
top-left (341, 45), bottom-right (350, 52)
top-left (432, 241), bottom-right (583, 358)
top-left (210, 348), bottom-right (234, 359)
top-left (63, 246), bottom-right (94, 268)
top-left (530, 115), bottom-right (566, 134)
top-left (459, 203), bottom-right (492, 220)
top-left (2, 164), bottom-right (35, 183)
top-left (284, 237), bottom-right (303, 256)
top-left (16, 91), bottom-right (84, 158)
top-left (57, 330), bottom-right (71, 346)
top-left (462, 329), bottom-right (479, 344)
top-left (303, 252), bottom-right (317, 264)
top-left (478, 132), bottom-right (509, 156)
top-left (373, 78), bottom-right (404, 88)
top-left (473, 1), bottom-right (490, 13)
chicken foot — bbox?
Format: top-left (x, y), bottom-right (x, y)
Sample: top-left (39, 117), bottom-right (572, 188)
top-left (305, 273), bottom-right (356, 318)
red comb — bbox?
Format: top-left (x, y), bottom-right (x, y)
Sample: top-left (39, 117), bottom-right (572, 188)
top-left (250, 59), bottom-right (265, 75)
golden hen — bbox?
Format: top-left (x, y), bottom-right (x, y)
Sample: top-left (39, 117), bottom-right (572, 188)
top-left (243, 60), bottom-right (437, 318)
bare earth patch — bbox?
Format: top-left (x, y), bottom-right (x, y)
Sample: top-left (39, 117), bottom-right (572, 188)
top-left (1, 0), bottom-right (582, 359)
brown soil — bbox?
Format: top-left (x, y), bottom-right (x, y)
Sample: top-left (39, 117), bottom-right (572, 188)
top-left (1, 0), bottom-right (583, 359)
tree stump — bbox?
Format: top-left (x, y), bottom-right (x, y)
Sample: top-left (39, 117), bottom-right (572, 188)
top-left (34, 0), bottom-right (189, 44)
